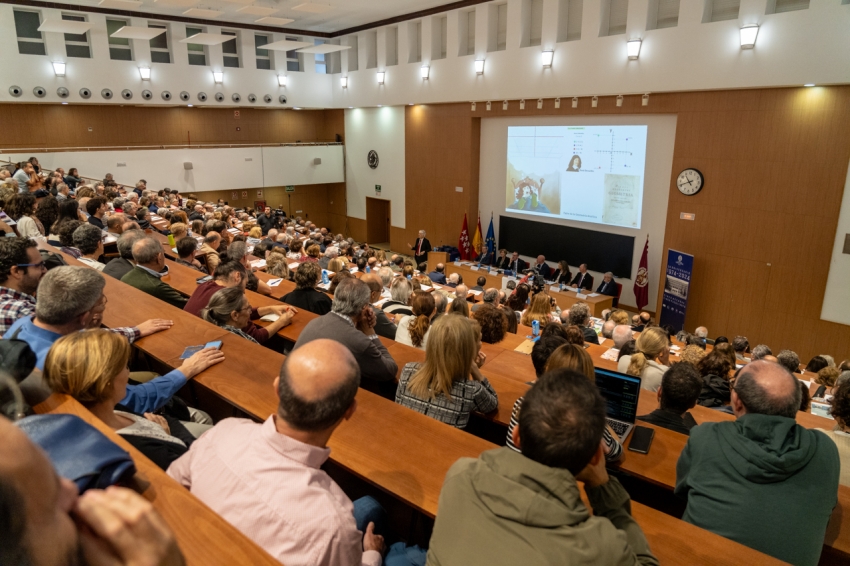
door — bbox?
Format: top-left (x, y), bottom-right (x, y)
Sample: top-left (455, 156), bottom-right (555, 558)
top-left (366, 197), bottom-right (390, 244)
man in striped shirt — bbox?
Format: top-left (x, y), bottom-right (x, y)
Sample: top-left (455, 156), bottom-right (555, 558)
top-left (0, 238), bottom-right (44, 336)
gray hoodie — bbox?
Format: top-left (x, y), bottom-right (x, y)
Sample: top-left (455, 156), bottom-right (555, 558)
top-left (427, 447), bottom-right (659, 566)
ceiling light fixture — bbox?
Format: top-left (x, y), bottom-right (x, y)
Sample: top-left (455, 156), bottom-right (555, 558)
top-left (486, 101), bottom-right (491, 111)
top-left (474, 59), bottom-right (484, 75)
top-left (739, 25), bottom-right (759, 49)
top-left (377, 71), bottom-right (385, 85)
top-left (804, 83), bottom-right (815, 87)
top-left (627, 39), bottom-right (642, 60)
top-left (340, 76), bottom-right (348, 88)
top-left (52, 61), bottom-right (66, 77)
top-left (277, 75), bottom-right (286, 87)
top-left (213, 71), bottom-right (223, 83)
top-left (541, 50), bottom-right (554, 67)
top-left (420, 65), bottom-right (430, 79)
top-left (138, 66), bottom-right (151, 80)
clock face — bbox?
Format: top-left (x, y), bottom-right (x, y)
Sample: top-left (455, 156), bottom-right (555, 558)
top-left (367, 150), bottom-right (379, 169)
top-left (677, 168), bottom-right (704, 196)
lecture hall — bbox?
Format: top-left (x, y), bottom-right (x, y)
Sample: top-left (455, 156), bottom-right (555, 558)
top-left (1, 0), bottom-right (849, 564)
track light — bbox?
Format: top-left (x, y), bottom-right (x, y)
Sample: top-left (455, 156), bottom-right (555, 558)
top-left (52, 61), bottom-right (66, 77)
top-left (502, 100), bottom-right (508, 110)
top-left (571, 97), bottom-right (578, 108)
top-left (537, 99), bottom-right (543, 109)
top-left (591, 96), bottom-right (598, 108)
top-left (213, 71), bottom-right (223, 83)
top-left (277, 75), bottom-right (286, 87)
top-left (627, 39), bottom-right (641, 60)
top-left (471, 101), bottom-right (476, 111)
top-left (554, 98), bottom-right (560, 109)
top-left (616, 95), bottom-right (623, 107)
top-left (474, 59), bottom-right (484, 75)
top-left (138, 66), bottom-right (151, 80)
top-left (340, 76), bottom-right (348, 88)
top-left (740, 25), bottom-right (759, 49)
top-left (377, 71), bottom-right (385, 85)
top-left (642, 93), bottom-right (649, 106)
top-left (520, 99), bottom-right (526, 110)
top-left (541, 50), bottom-right (554, 67)
top-left (420, 65), bottom-right (430, 79)
top-left (486, 101), bottom-right (492, 111)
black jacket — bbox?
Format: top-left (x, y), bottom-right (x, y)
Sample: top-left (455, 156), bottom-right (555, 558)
top-left (597, 279), bottom-right (618, 297)
top-left (551, 269), bottom-right (572, 285)
top-left (698, 374), bottom-right (731, 408)
top-left (571, 272), bottom-right (594, 290)
top-left (636, 409), bottom-right (698, 435)
top-left (282, 287), bottom-right (333, 316)
top-left (257, 213), bottom-right (275, 235)
top-left (372, 305), bottom-right (398, 340)
top-left (494, 256), bottom-right (511, 270)
top-left (411, 238), bottom-right (431, 259)
top-left (582, 326), bottom-right (600, 345)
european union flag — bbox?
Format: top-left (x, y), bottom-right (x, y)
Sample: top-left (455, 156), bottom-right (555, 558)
top-left (485, 214), bottom-right (496, 257)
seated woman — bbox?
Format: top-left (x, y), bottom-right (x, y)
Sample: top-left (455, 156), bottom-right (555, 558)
top-left (551, 260), bottom-right (572, 285)
top-left (473, 303), bottom-right (509, 344)
top-left (286, 239), bottom-right (304, 260)
top-left (618, 326), bottom-right (670, 392)
top-left (282, 261), bottom-right (332, 315)
top-left (395, 316), bottom-right (497, 429)
top-left (814, 366), bottom-right (841, 399)
top-left (248, 226), bottom-right (263, 239)
top-left (73, 223), bottom-right (106, 271)
top-left (520, 292), bottom-right (556, 329)
top-left (266, 249), bottom-right (292, 279)
top-left (694, 346), bottom-right (736, 408)
top-left (327, 271), bottom-right (354, 294)
top-left (395, 290), bottom-right (436, 350)
top-left (499, 304), bottom-right (518, 334)
top-left (382, 277), bottom-right (414, 318)
top-left (448, 297), bottom-right (469, 317)
top-left (7, 193), bottom-right (44, 241)
top-left (818, 382), bottom-right (850, 487)
top-left (44, 330), bottom-right (195, 470)
top-left (327, 257), bottom-right (347, 273)
top-left (506, 343), bottom-right (624, 462)
top-left (564, 325), bottom-right (585, 346)
top-left (169, 222), bottom-right (188, 242)
top-left (56, 219), bottom-right (84, 258)
top-left (300, 243), bottom-right (321, 263)
top-left (201, 286), bottom-right (294, 345)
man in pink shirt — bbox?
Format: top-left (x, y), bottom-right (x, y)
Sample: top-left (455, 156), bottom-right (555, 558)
top-left (167, 339), bottom-right (388, 566)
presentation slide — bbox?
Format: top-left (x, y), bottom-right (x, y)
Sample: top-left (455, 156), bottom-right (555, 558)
top-left (506, 125), bottom-right (648, 229)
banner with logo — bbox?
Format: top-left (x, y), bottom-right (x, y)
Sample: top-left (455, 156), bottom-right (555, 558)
top-left (659, 249), bottom-right (694, 332)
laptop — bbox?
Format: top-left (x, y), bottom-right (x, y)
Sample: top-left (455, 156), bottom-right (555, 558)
top-left (594, 368), bottom-right (641, 443)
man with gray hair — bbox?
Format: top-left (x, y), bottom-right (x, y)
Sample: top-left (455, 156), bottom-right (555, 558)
top-left (377, 266), bottom-right (394, 291)
top-left (319, 245), bottom-right (339, 270)
top-left (675, 361), bottom-right (839, 565)
top-left (601, 319), bottom-right (617, 340)
top-left (455, 284), bottom-right (469, 302)
top-left (472, 287), bottom-right (499, 313)
top-left (432, 291), bottom-right (449, 322)
top-left (294, 277), bottom-right (398, 396)
top-left (776, 349), bottom-right (801, 374)
top-left (612, 325), bottom-right (634, 350)
top-left (103, 229), bottom-right (146, 280)
top-left (596, 272), bottom-right (618, 305)
top-left (564, 302), bottom-right (599, 345)
top-left (750, 344), bottom-right (772, 361)
top-left (732, 336), bottom-right (750, 361)
top-left (122, 238), bottom-right (188, 308)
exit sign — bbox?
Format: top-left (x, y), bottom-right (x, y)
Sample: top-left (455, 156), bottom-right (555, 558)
top-left (285, 186), bottom-right (295, 193)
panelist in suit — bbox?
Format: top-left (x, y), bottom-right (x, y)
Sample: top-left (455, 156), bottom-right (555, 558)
top-left (597, 272), bottom-right (619, 305)
top-left (507, 252), bottom-right (528, 275)
top-left (570, 264), bottom-right (594, 290)
top-left (551, 260), bottom-right (572, 285)
top-left (532, 255), bottom-right (552, 279)
top-left (493, 249), bottom-right (511, 270)
top-left (408, 230), bottom-right (431, 267)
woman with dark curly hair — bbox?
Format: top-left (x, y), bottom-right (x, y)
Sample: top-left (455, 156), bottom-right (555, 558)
top-left (473, 303), bottom-right (508, 344)
top-left (818, 382), bottom-right (850, 486)
top-left (34, 194), bottom-right (59, 236)
top-left (695, 346), bottom-right (736, 408)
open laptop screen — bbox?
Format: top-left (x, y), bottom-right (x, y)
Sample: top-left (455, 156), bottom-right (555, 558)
top-left (594, 368), bottom-right (641, 423)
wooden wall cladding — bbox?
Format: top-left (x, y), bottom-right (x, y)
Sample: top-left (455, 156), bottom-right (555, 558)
top-left (401, 87), bottom-right (850, 361)
top-left (0, 105), bottom-right (344, 149)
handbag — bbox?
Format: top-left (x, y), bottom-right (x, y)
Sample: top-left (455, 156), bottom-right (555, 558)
top-left (16, 414), bottom-right (136, 492)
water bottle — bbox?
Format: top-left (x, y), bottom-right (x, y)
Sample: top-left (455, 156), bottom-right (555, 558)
top-left (167, 233), bottom-right (175, 247)
top-left (321, 270), bottom-right (329, 285)
top-left (365, 265), bottom-right (371, 274)
top-left (532, 319), bottom-right (540, 337)
top-left (407, 274), bottom-right (412, 280)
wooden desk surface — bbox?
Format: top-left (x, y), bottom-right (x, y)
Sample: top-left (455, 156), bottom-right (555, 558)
top-left (34, 394), bottom-right (281, 566)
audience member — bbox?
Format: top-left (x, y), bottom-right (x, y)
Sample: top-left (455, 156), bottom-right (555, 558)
top-left (819, 381), bottom-right (850, 487)
top-left (72, 223), bottom-right (106, 271)
top-left (473, 303), bottom-right (508, 344)
top-left (0, 238), bottom-right (45, 336)
top-left (395, 316), bottom-right (496, 428)
top-left (85, 196), bottom-right (108, 229)
top-left (675, 361), bottom-right (839, 565)
top-left (102, 229), bottom-right (145, 280)
top-left (637, 363), bottom-right (702, 434)
top-left (427, 369), bottom-right (658, 565)
top-left (121, 238), bottom-right (188, 308)
top-left (395, 290), bottom-right (436, 350)
top-left (448, 296), bottom-right (470, 317)
top-left (564, 302), bottom-right (599, 345)
top-left (530, 336), bottom-right (568, 378)
top-left (695, 347), bottom-right (735, 408)
top-left (201, 285), bottom-right (294, 346)
top-left (175, 236), bottom-right (207, 273)
top-left (282, 261), bottom-right (333, 315)
top-left (327, 271), bottom-right (354, 295)
top-left (618, 327), bottom-right (670, 392)
top-left (732, 336), bottom-right (750, 361)
top-left (601, 319), bottom-right (616, 340)
top-left (679, 344), bottom-right (707, 366)
top-left (7, 193), bottom-right (44, 240)
top-left (521, 293), bottom-right (556, 329)
top-left (611, 324), bottom-right (633, 350)
top-left (813, 366), bottom-right (840, 399)
top-left (428, 263), bottom-right (448, 284)
top-left (294, 278), bottom-right (397, 394)
top-left (361, 273), bottom-right (397, 340)
top-left (564, 325), bottom-right (585, 346)
top-left (471, 276), bottom-right (487, 292)
top-left (431, 291), bottom-right (449, 321)
top-left (197, 232), bottom-right (222, 274)
top-left (804, 355), bottom-right (829, 374)
top-left (471, 287), bottom-right (498, 313)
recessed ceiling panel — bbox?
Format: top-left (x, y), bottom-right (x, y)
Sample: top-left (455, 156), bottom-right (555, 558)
top-left (254, 16), bottom-right (296, 25)
top-left (98, 0), bottom-right (143, 8)
top-left (154, 0), bottom-right (199, 7)
top-left (110, 26), bottom-right (167, 40)
top-left (183, 7), bottom-right (224, 17)
top-left (296, 43), bottom-right (351, 54)
top-left (291, 3), bottom-right (334, 13)
top-left (236, 5), bottom-right (278, 16)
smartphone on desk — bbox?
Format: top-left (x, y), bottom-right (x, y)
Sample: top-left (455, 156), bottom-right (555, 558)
top-left (627, 426), bottom-right (655, 454)
top-left (196, 275), bottom-right (212, 284)
top-left (179, 340), bottom-right (223, 359)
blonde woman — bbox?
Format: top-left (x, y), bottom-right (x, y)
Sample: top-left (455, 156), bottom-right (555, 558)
top-left (609, 309), bottom-right (631, 326)
top-left (506, 344), bottom-right (624, 462)
top-left (327, 257), bottom-right (347, 273)
top-left (680, 345), bottom-right (707, 366)
top-left (266, 250), bottom-right (292, 279)
top-left (395, 316), bottom-right (497, 428)
top-left (44, 329), bottom-right (223, 470)
top-left (617, 326), bottom-right (670, 391)
top-left (395, 290), bottom-right (436, 350)
top-left (520, 292), bottom-right (556, 329)
top-left (248, 226), bottom-right (263, 239)
top-left (169, 222), bottom-right (188, 242)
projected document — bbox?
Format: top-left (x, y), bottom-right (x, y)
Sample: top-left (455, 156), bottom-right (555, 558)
top-left (506, 125), bottom-right (648, 229)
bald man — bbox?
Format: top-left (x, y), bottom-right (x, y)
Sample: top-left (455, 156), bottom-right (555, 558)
top-left (675, 361), bottom-right (839, 565)
top-left (167, 340), bottom-right (386, 566)
top-left (0, 416), bottom-right (183, 566)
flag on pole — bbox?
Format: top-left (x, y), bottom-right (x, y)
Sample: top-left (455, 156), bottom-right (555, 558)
top-left (633, 235), bottom-right (650, 310)
top-left (471, 214), bottom-right (483, 260)
top-left (458, 214), bottom-right (472, 260)
top-left (485, 213), bottom-right (496, 260)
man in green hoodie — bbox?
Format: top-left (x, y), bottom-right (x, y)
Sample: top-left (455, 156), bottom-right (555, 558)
top-left (675, 360), bottom-right (839, 565)
top-left (426, 369), bottom-right (659, 566)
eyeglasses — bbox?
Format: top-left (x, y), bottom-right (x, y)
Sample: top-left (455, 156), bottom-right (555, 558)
top-left (16, 262), bottom-right (45, 270)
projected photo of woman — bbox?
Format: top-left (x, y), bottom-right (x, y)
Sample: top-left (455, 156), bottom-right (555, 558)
top-left (508, 177), bottom-right (551, 213)
top-left (566, 155), bottom-right (582, 172)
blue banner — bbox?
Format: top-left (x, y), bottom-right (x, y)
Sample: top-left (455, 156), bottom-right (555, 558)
top-left (659, 249), bottom-right (694, 332)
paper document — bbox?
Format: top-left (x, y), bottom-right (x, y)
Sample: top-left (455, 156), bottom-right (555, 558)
top-left (250, 259), bottom-right (266, 269)
top-left (550, 285), bottom-right (561, 293)
top-left (259, 313), bottom-right (280, 322)
top-left (470, 289), bottom-right (482, 296)
top-left (373, 298), bottom-right (390, 307)
top-left (588, 293), bottom-right (600, 297)
top-left (420, 284), bottom-right (431, 291)
top-left (576, 293), bottom-right (587, 299)
top-left (470, 266), bottom-right (479, 271)
top-left (601, 348), bottom-right (620, 362)
top-left (454, 261), bottom-right (461, 266)
top-left (267, 278), bottom-right (283, 287)
top-left (288, 262), bottom-right (300, 270)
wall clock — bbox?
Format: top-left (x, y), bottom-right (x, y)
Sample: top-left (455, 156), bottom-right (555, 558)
top-left (367, 150), bottom-right (379, 169)
top-left (677, 168), bottom-right (704, 196)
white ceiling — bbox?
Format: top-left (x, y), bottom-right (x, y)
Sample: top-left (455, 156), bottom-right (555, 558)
top-left (63, 0), bottom-right (460, 34)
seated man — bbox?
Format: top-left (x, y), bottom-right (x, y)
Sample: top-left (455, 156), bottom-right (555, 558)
top-left (0, 237), bottom-right (45, 336)
top-left (197, 232), bottom-right (222, 274)
top-left (533, 255), bottom-right (551, 279)
top-left (637, 362), bottom-right (702, 434)
top-left (361, 273), bottom-right (397, 340)
top-left (596, 272), bottom-right (619, 302)
top-left (169, 340), bottom-right (415, 566)
top-left (600, 319), bottom-right (616, 340)
top-left (472, 276), bottom-right (487, 292)
top-left (631, 311), bottom-right (651, 332)
top-left (103, 229), bottom-right (145, 280)
top-left (175, 236), bottom-right (207, 274)
top-left (675, 361), bottom-right (839, 565)
top-left (428, 369), bottom-right (659, 565)
top-left (282, 261), bottom-right (333, 315)
top-left (612, 325), bottom-right (633, 350)
top-left (428, 263), bottom-right (448, 285)
top-left (0, 417), bottom-right (185, 566)
top-left (122, 238), bottom-right (188, 309)
top-left (732, 336), bottom-right (750, 361)
top-left (570, 263), bottom-right (594, 290)
top-left (454, 284), bottom-right (469, 302)
top-left (446, 272), bottom-right (460, 288)
top-left (294, 278), bottom-right (397, 395)
top-left (564, 303), bottom-right (599, 345)
top-left (471, 287), bottom-right (499, 313)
